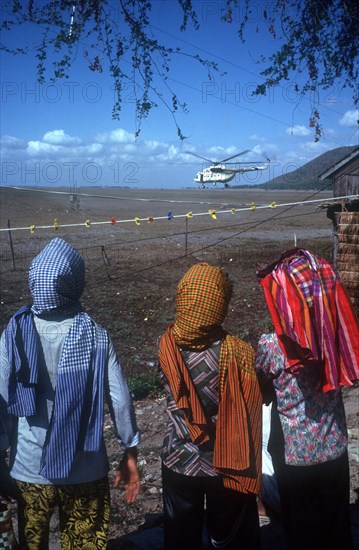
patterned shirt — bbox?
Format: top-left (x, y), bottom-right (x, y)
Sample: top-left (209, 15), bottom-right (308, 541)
top-left (161, 341), bottom-right (221, 477)
top-left (255, 333), bottom-right (348, 466)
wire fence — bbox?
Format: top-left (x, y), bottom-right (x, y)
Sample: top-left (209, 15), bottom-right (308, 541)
top-left (0, 206), bottom-right (334, 284)
top-left (2, 183), bottom-right (353, 291)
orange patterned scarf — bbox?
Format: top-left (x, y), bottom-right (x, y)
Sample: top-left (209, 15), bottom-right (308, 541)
top-left (158, 263), bottom-right (262, 494)
top-left (172, 262), bottom-right (231, 349)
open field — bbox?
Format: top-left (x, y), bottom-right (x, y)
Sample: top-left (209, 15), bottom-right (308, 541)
top-left (1, 186), bottom-right (358, 548)
top-left (0, 187), bottom-right (336, 361)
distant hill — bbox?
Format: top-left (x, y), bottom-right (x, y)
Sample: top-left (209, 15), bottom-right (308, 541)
top-left (242, 146), bottom-right (359, 190)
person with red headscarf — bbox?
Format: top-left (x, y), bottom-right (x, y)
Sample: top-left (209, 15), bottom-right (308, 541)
top-left (255, 248), bottom-right (359, 550)
top-left (158, 262), bottom-right (262, 550)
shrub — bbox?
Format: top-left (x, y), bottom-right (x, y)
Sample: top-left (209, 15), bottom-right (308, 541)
top-left (127, 372), bottom-right (163, 400)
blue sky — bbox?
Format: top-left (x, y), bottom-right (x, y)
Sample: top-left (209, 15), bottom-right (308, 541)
top-left (1, 1), bottom-right (358, 189)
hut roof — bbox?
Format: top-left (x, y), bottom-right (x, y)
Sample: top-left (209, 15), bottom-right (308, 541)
top-left (319, 147), bottom-right (359, 180)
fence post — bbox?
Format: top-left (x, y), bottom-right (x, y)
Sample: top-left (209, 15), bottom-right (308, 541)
top-left (101, 245), bottom-right (112, 279)
top-left (185, 217), bottom-right (188, 256)
top-left (7, 219), bottom-right (16, 271)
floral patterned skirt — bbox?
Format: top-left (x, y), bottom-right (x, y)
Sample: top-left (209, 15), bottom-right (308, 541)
top-left (16, 477), bottom-right (110, 549)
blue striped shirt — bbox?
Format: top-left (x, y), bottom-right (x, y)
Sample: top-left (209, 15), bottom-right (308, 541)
top-left (0, 315), bottom-right (140, 484)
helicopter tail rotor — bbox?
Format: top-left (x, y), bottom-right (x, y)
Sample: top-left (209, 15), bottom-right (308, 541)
top-left (262, 151), bottom-right (271, 163)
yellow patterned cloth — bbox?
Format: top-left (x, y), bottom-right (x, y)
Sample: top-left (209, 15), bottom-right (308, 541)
top-left (173, 263), bottom-right (232, 349)
top-left (16, 478), bottom-right (110, 549)
top-left (159, 263), bottom-right (262, 494)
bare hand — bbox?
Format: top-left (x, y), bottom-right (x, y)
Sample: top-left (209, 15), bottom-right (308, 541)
top-left (113, 448), bottom-right (140, 503)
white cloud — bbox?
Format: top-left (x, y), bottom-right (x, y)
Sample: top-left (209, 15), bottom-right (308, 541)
top-left (86, 143), bottom-right (103, 154)
top-left (299, 141), bottom-right (330, 154)
top-left (339, 110), bottom-right (358, 127)
top-left (26, 139), bottom-right (103, 157)
top-left (1, 135), bottom-right (27, 149)
top-left (245, 144), bottom-right (277, 162)
top-left (27, 141), bottom-right (64, 155)
top-left (207, 146), bottom-right (237, 158)
top-left (143, 139), bottom-right (163, 151)
top-left (167, 145), bottom-right (179, 158)
top-left (249, 134), bottom-right (266, 142)
top-left (95, 128), bottom-right (135, 143)
top-left (250, 145), bottom-right (266, 156)
top-left (285, 150), bottom-right (305, 161)
top-left (2, 122), bottom-right (194, 186)
top-left (0, 128), bottom-right (280, 187)
top-left (124, 143), bottom-right (137, 153)
top-left (43, 129), bottom-right (81, 145)
top-left (285, 125), bottom-right (311, 137)
top-left (154, 146), bottom-right (181, 163)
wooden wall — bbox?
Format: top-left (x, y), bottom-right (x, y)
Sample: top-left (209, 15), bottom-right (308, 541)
top-left (335, 211), bottom-right (359, 315)
top-left (334, 156), bottom-right (359, 197)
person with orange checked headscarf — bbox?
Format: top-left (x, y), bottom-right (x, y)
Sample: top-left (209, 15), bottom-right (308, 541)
top-left (158, 263), bottom-right (262, 550)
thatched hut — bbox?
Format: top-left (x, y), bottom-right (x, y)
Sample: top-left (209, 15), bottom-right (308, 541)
top-left (320, 147), bottom-right (359, 314)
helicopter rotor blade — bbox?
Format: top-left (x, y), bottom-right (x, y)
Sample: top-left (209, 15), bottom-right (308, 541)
top-left (185, 151), bottom-right (215, 164)
top-left (186, 149), bottom-right (251, 165)
top-left (218, 150), bottom-right (251, 163)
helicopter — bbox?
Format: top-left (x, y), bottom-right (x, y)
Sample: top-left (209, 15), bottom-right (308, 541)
top-left (186, 150), bottom-right (271, 188)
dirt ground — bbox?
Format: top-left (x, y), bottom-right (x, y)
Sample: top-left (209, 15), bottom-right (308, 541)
top-left (0, 186), bottom-right (358, 548)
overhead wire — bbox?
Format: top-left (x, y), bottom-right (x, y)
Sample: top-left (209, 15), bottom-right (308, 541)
top-left (1, 5), bottom-right (353, 148)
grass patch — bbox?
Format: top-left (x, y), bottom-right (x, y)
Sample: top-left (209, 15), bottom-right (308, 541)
top-left (127, 371), bottom-right (164, 400)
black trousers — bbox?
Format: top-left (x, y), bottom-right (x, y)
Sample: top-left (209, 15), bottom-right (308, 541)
top-left (273, 451), bottom-right (353, 550)
top-left (162, 464), bottom-right (261, 550)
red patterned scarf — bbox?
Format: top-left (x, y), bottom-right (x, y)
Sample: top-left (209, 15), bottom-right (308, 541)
top-left (257, 248), bottom-right (359, 392)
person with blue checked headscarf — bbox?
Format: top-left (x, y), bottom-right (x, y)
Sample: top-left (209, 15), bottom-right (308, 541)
top-left (0, 237), bottom-right (141, 549)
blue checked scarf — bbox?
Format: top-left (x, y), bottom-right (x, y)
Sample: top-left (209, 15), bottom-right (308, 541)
top-left (5, 238), bottom-right (109, 479)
